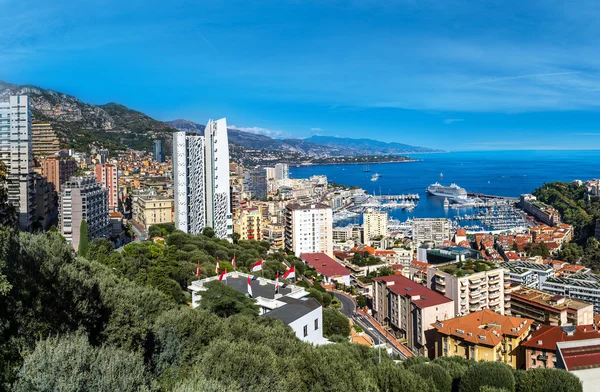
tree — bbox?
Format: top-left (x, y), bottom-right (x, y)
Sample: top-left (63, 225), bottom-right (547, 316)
top-left (13, 334), bottom-right (153, 392)
top-left (372, 362), bottom-right (435, 392)
top-left (460, 362), bottom-right (515, 392)
top-left (515, 368), bottom-right (582, 392)
top-left (409, 362), bottom-right (452, 392)
top-left (78, 220), bottom-right (90, 257)
top-left (322, 308), bottom-right (350, 340)
top-left (202, 227), bottom-right (215, 238)
top-left (198, 281), bottom-right (258, 318)
top-left (231, 232), bottom-right (240, 244)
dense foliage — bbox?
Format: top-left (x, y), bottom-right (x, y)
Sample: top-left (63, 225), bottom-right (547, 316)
top-left (534, 182), bottom-right (600, 270)
top-left (0, 228), bottom-right (583, 391)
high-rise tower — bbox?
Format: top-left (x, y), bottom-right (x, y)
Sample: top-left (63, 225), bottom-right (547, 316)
top-left (173, 118), bottom-right (232, 238)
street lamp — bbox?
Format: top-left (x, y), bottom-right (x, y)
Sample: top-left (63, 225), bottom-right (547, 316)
top-left (368, 327), bottom-right (381, 364)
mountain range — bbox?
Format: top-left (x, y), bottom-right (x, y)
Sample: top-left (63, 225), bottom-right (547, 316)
top-left (0, 81), bottom-right (441, 158)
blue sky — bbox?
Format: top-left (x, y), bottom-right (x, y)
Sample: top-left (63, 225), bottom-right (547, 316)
top-left (2, 0), bottom-right (600, 150)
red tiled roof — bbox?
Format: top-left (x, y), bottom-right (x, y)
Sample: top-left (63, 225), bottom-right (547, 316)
top-left (560, 344), bottom-right (600, 371)
top-left (372, 275), bottom-right (452, 309)
top-left (456, 228), bottom-right (467, 236)
top-left (300, 253), bottom-right (351, 278)
top-left (522, 325), bottom-right (600, 351)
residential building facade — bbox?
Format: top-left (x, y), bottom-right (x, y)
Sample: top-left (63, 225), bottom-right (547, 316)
top-left (0, 95), bottom-right (36, 231)
top-left (502, 261), bottom-right (555, 289)
top-left (285, 203), bottom-right (333, 256)
top-left (542, 273), bottom-right (600, 313)
top-left (42, 157), bottom-right (77, 192)
top-left (274, 163), bottom-right (289, 181)
top-left (95, 163), bottom-right (119, 211)
top-left (133, 195), bottom-right (174, 229)
top-left (431, 309), bottom-right (534, 369)
top-left (363, 208), bottom-right (388, 242)
top-left (243, 167), bottom-right (268, 200)
top-left (412, 218), bottom-right (451, 246)
top-left (509, 287), bottom-right (594, 326)
top-left (234, 206), bottom-right (263, 240)
top-left (173, 118), bottom-right (232, 238)
top-left (31, 122), bottom-right (59, 157)
top-left (59, 176), bottom-right (110, 252)
top-left (427, 262), bottom-right (506, 316)
top-left (372, 274), bottom-right (455, 357)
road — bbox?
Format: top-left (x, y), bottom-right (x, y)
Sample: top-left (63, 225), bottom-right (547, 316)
top-left (332, 291), bottom-right (408, 359)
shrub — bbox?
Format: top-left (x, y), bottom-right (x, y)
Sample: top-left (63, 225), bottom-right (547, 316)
top-left (409, 362), bottom-right (452, 392)
top-left (515, 368), bottom-right (582, 392)
top-left (460, 361), bottom-right (515, 392)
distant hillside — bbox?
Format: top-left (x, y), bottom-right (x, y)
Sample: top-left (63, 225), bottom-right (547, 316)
top-left (0, 81), bottom-right (176, 153)
top-left (304, 136), bottom-right (443, 154)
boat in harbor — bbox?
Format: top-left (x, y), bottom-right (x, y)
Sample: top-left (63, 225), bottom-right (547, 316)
top-left (443, 198), bottom-right (449, 208)
top-left (363, 164), bottom-right (371, 172)
top-left (426, 182), bottom-right (467, 200)
top-left (371, 173), bottom-right (382, 181)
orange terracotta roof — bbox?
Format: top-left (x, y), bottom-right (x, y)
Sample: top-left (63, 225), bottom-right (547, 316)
top-left (456, 228), bottom-right (467, 236)
top-left (432, 309), bottom-right (534, 347)
top-left (522, 325), bottom-right (600, 351)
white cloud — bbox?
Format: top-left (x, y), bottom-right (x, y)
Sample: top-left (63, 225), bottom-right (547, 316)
top-left (228, 125), bottom-right (287, 138)
top-left (310, 127), bottom-right (322, 131)
top-left (444, 118), bottom-right (464, 124)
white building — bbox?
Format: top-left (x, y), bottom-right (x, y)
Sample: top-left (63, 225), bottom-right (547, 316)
top-left (59, 176), bottom-right (110, 252)
top-left (556, 338), bottom-right (600, 392)
top-left (412, 218), bottom-right (451, 246)
top-left (0, 95), bottom-right (36, 231)
top-left (274, 163), bottom-right (289, 181)
top-left (502, 261), bottom-right (555, 289)
top-left (427, 263), bottom-right (507, 316)
top-left (285, 203), bottom-right (333, 257)
top-left (173, 118), bottom-right (232, 238)
top-left (543, 274), bottom-right (600, 313)
top-left (188, 272), bottom-right (328, 345)
top-left (363, 208), bottom-right (388, 242)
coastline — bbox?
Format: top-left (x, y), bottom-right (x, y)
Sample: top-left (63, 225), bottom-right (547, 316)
top-left (297, 158), bottom-right (421, 167)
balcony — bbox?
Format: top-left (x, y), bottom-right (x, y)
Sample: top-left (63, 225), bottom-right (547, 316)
top-left (489, 291), bottom-right (501, 299)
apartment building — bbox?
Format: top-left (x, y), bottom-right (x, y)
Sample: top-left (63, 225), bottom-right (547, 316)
top-left (522, 325), bottom-right (600, 370)
top-left (519, 194), bottom-right (561, 226)
top-left (243, 167), bottom-right (268, 200)
top-left (59, 176), bottom-right (109, 252)
top-left (427, 260), bottom-right (506, 316)
top-left (502, 261), bottom-right (555, 289)
top-left (509, 287), bottom-right (594, 326)
top-left (363, 208), bottom-right (388, 242)
top-left (95, 163), bottom-right (119, 211)
top-left (372, 274), bottom-right (454, 357)
top-left (153, 139), bottom-right (164, 163)
top-left (263, 224), bottom-right (284, 249)
top-left (42, 157), bottom-right (77, 192)
top-left (542, 273), bottom-right (600, 313)
top-left (33, 173), bottom-right (56, 231)
top-left (274, 163), bottom-right (289, 181)
top-left (31, 122), bottom-right (59, 157)
top-left (0, 95), bottom-right (36, 231)
top-left (234, 206), bottom-right (263, 240)
top-left (285, 203), bottom-right (333, 257)
top-left (431, 309), bottom-right (534, 369)
top-left (133, 195), bottom-right (174, 229)
top-left (173, 119), bottom-right (232, 238)
top-left (412, 218), bottom-right (451, 246)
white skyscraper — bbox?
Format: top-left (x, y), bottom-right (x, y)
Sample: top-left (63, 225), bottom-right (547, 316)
top-left (173, 118), bottom-right (232, 238)
top-left (285, 203), bottom-right (333, 257)
top-left (274, 163), bottom-right (289, 181)
top-left (0, 95), bottom-right (36, 231)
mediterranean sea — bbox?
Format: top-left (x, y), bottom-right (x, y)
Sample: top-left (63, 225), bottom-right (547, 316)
top-left (289, 150), bottom-right (600, 225)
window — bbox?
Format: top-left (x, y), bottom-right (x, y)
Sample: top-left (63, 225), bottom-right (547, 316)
top-left (303, 325), bottom-right (308, 337)
top-left (532, 359), bottom-right (536, 366)
top-left (315, 318), bottom-right (319, 330)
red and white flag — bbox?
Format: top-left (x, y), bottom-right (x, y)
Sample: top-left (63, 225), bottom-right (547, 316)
top-left (231, 255), bottom-right (236, 270)
top-left (275, 272), bottom-right (280, 294)
top-left (283, 266), bottom-right (295, 280)
top-left (250, 259), bottom-right (263, 272)
top-left (196, 264), bottom-right (201, 277)
top-left (218, 269), bottom-right (227, 282)
top-left (247, 276), bottom-right (253, 298)
top-left (215, 259), bottom-right (219, 275)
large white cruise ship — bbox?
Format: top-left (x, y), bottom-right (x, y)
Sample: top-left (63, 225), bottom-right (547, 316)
top-left (426, 182), bottom-right (468, 199)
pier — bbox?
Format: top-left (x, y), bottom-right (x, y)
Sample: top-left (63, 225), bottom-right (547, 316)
top-left (467, 192), bottom-right (518, 201)
top-left (373, 194), bottom-right (420, 201)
